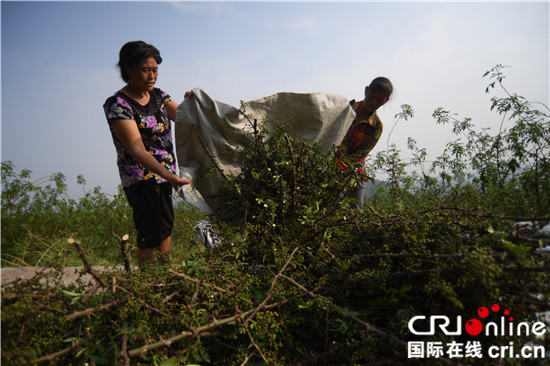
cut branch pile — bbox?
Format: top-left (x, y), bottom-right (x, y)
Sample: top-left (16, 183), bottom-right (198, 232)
top-left (2, 119), bottom-right (549, 365)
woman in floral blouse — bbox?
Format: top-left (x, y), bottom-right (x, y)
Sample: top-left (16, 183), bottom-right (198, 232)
top-left (339, 77), bottom-right (393, 211)
top-left (103, 41), bottom-right (190, 267)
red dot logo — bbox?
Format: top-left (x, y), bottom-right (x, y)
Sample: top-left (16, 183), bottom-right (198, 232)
top-left (465, 319), bottom-right (483, 336)
top-left (465, 304), bottom-right (514, 336)
top-left (478, 306), bottom-right (489, 318)
top-left (503, 308), bottom-right (513, 321)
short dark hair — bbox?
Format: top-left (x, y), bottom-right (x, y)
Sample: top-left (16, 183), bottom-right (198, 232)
top-left (368, 77), bottom-right (393, 97)
top-left (117, 41), bottom-right (163, 83)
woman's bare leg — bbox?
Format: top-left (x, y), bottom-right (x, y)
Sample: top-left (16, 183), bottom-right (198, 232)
top-left (137, 237), bottom-right (171, 267)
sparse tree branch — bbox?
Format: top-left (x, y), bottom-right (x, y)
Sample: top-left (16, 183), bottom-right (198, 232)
top-left (68, 238), bottom-right (108, 288)
top-left (66, 300), bottom-right (118, 321)
top-left (28, 342), bottom-right (79, 365)
top-left (193, 124), bottom-right (227, 180)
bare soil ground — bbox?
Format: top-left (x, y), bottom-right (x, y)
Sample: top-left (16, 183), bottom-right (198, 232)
top-left (1, 266), bottom-right (126, 288)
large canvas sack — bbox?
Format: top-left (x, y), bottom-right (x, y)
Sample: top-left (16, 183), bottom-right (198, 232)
top-left (174, 88), bottom-right (354, 213)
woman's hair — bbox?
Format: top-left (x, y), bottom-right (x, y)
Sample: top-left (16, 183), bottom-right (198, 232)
top-left (117, 41), bottom-right (163, 83)
top-left (368, 77), bottom-right (393, 97)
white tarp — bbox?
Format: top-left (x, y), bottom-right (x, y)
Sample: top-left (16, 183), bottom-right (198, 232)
top-left (174, 88), bottom-right (355, 213)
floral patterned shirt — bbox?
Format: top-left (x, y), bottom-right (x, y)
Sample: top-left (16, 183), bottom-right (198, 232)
top-left (103, 88), bottom-right (176, 187)
top-left (338, 100), bottom-right (383, 188)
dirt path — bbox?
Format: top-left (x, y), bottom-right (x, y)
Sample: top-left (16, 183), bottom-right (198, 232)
top-left (1, 266), bottom-right (126, 288)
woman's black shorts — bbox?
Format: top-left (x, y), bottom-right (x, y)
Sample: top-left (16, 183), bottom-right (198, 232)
top-left (124, 182), bottom-right (174, 249)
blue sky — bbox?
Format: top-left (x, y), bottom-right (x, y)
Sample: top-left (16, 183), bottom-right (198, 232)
top-left (1, 1), bottom-right (548, 198)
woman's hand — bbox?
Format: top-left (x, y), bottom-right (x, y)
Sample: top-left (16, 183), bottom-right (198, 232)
top-left (168, 174), bottom-right (191, 191)
top-left (166, 91), bottom-right (193, 121)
